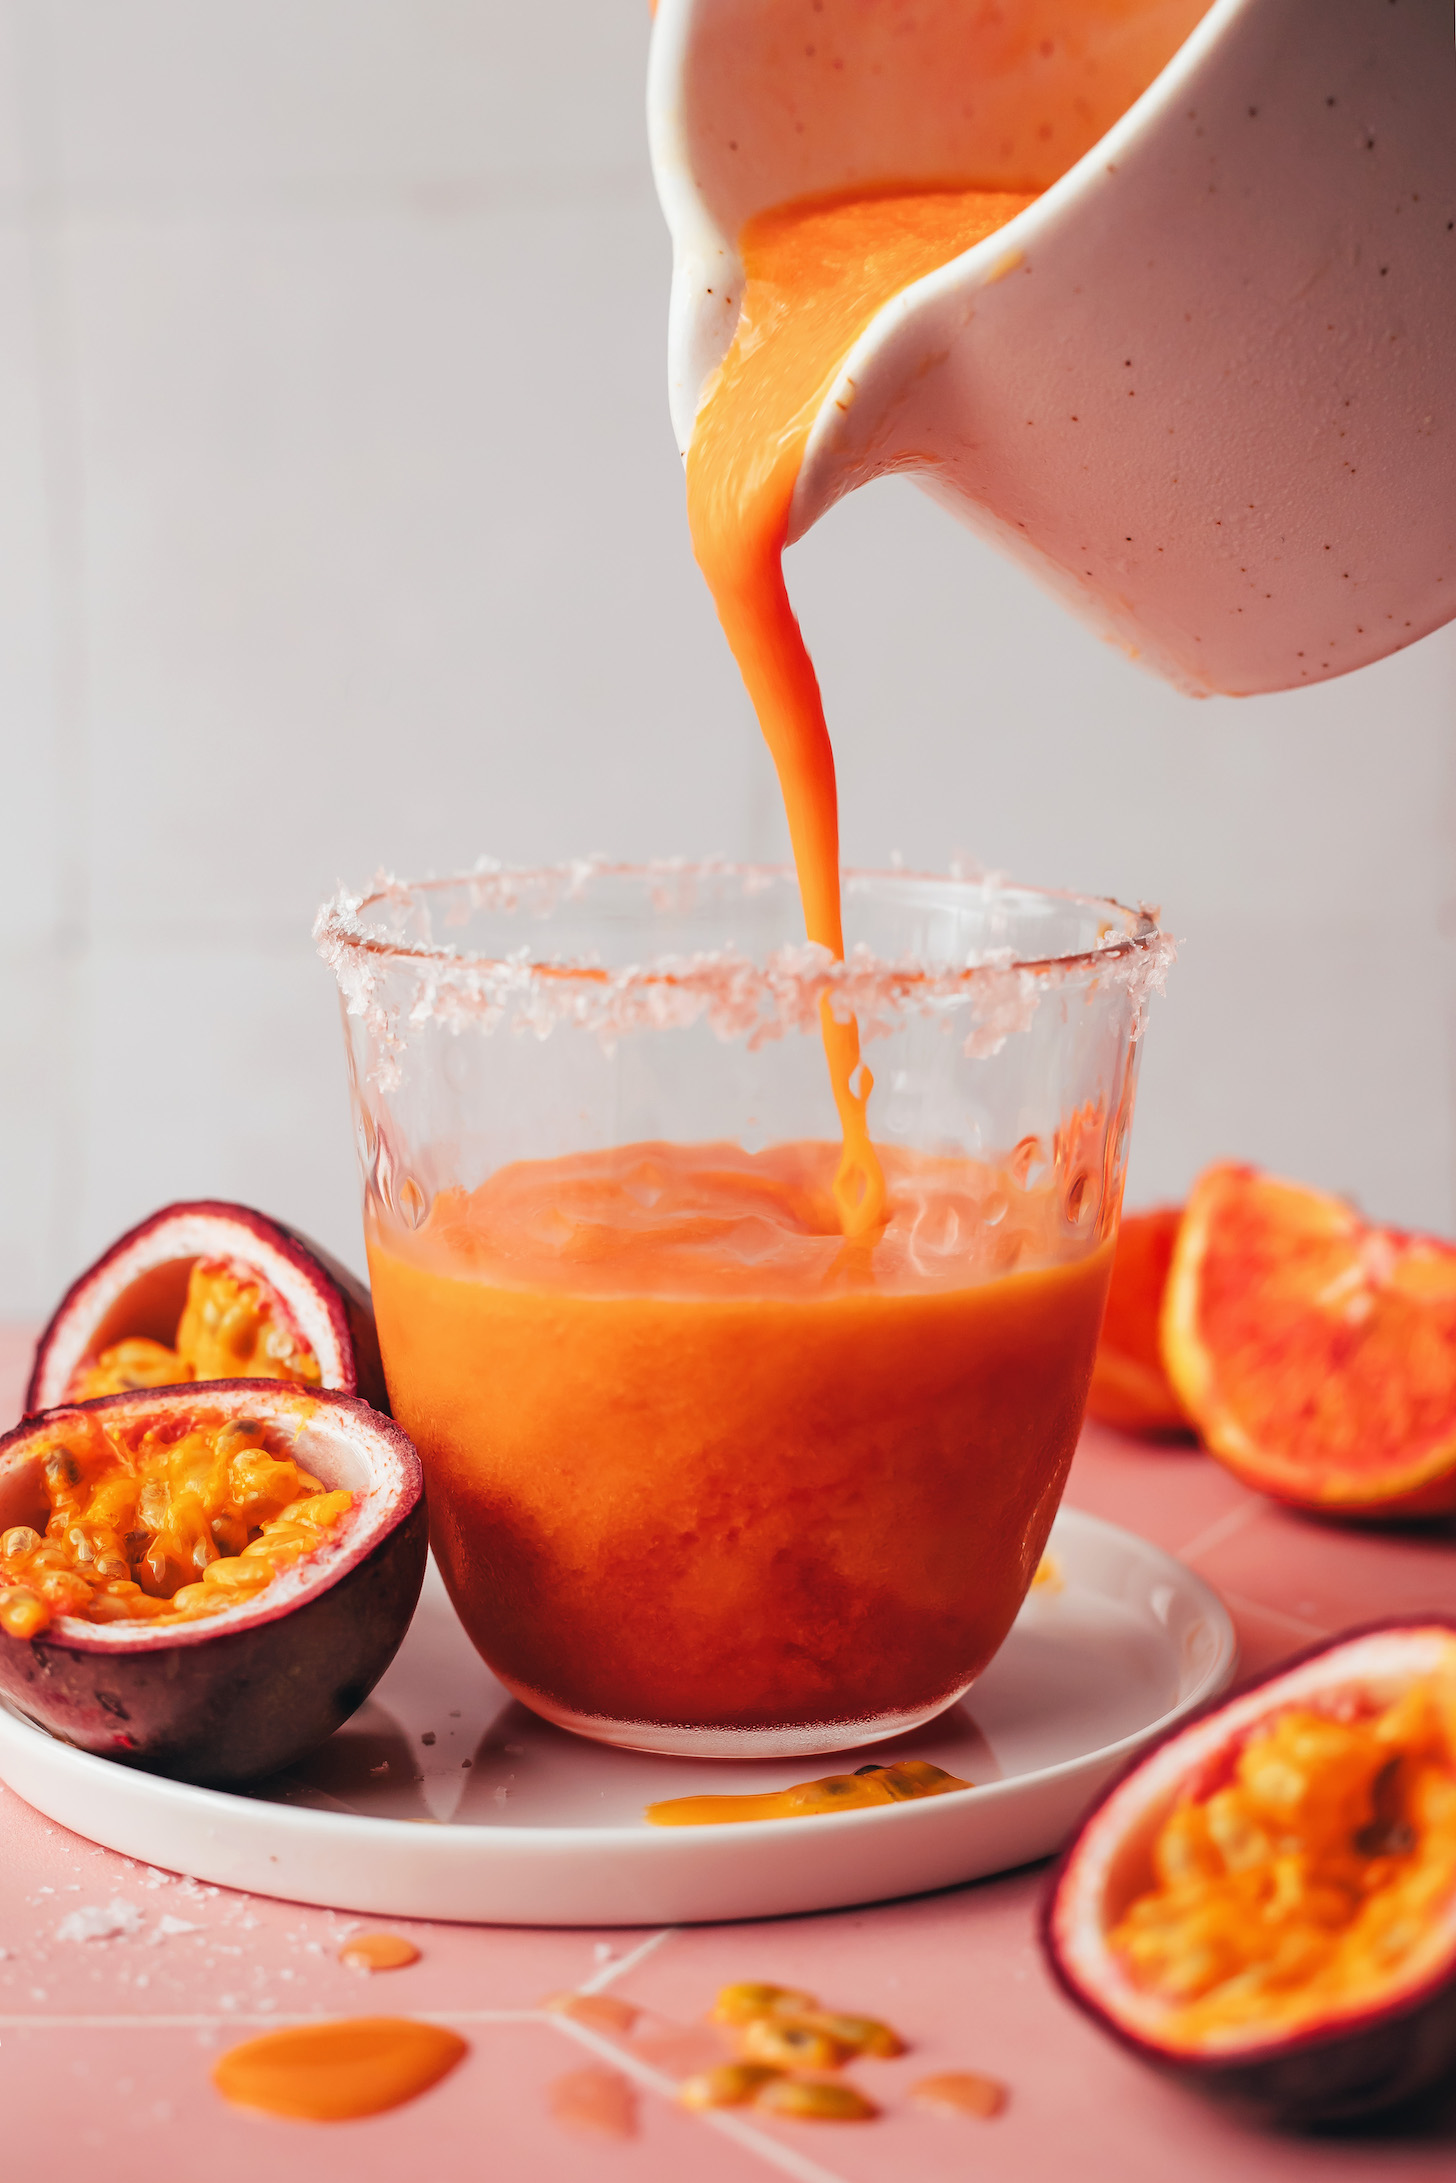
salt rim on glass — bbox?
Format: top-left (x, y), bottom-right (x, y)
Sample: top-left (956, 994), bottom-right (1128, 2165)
top-left (314, 857), bottom-right (1174, 1095)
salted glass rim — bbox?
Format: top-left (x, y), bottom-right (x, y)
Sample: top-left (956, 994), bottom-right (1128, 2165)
top-left (316, 857), bottom-right (1165, 991)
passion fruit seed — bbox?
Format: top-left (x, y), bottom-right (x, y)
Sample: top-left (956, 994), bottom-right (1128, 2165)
top-left (679, 2063), bottom-right (784, 2109)
top-left (799, 2011), bottom-right (905, 2059)
top-left (0, 1588), bottom-right (47, 1640)
top-left (753, 2077), bottom-right (878, 2122)
top-left (710, 1982), bottom-right (818, 2026)
top-left (742, 2017), bottom-right (848, 2071)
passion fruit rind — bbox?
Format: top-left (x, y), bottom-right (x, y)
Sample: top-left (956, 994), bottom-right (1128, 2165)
top-left (1041, 1620), bottom-right (1456, 2126)
top-left (25, 1199), bottom-right (388, 1417)
top-left (0, 1383), bottom-right (426, 1786)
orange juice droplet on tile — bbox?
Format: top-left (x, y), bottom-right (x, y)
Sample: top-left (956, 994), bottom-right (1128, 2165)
top-left (548, 2063), bottom-right (640, 2139)
top-left (911, 2068), bottom-right (1008, 2118)
top-left (339, 1930), bottom-right (422, 1972)
top-left (211, 2017), bottom-right (466, 2121)
top-left (686, 186), bottom-right (1035, 1232)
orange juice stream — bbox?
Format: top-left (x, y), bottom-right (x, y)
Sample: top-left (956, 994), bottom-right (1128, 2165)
top-left (366, 184), bottom-right (1114, 1735)
top-left (686, 187), bottom-right (1034, 1233)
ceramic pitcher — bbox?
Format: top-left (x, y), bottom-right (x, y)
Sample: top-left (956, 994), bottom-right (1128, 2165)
top-left (649, 0), bottom-right (1456, 695)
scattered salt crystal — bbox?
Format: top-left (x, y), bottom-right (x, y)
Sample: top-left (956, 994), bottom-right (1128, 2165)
top-left (57, 1900), bottom-right (142, 1943)
top-left (593, 1944), bottom-right (614, 1964)
top-left (148, 1916), bottom-right (201, 1945)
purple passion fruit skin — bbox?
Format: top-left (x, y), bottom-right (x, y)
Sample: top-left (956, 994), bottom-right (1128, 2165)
top-left (25, 1200), bottom-right (388, 1417)
top-left (0, 1384), bottom-right (426, 1786)
top-left (1041, 1621), bottom-right (1456, 2128)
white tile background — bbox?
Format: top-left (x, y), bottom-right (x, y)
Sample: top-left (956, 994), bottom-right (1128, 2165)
top-left (0, 0), bottom-right (1452, 1313)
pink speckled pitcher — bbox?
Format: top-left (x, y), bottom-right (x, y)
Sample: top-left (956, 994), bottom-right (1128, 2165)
top-left (649, 0), bottom-right (1456, 695)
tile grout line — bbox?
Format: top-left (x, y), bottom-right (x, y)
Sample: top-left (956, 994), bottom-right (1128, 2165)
top-left (0, 2009), bottom-right (543, 2032)
top-left (1217, 1587), bottom-right (1331, 1641)
top-left (0, 1993), bottom-right (848, 2178)
top-left (1175, 1497), bottom-right (1260, 1567)
top-left (549, 2014), bottom-right (850, 2183)
top-left (576, 1924), bottom-right (678, 1995)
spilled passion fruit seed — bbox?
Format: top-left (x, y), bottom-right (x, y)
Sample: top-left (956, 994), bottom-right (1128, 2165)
top-left (753, 2077), bottom-right (878, 2122)
top-left (680, 2063), bottom-right (784, 2109)
top-left (742, 2017), bottom-right (848, 2071)
top-left (800, 2010), bottom-right (906, 2059)
top-left (710, 1982), bottom-right (818, 2025)
top-left (212, 2018), bottom-right (466, 2121)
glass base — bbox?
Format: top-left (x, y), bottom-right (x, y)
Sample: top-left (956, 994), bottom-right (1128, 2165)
top-left (505, 1681), bottom-right (970, 1759)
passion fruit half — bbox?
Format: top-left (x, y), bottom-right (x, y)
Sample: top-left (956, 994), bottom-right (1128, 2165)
top-left (1043, 1623), bottom-right (1456, 2124)
top-left (26, 1200), bottom-right (387, 1415)
top-left (0, 1383), bottom-right (426, 1785)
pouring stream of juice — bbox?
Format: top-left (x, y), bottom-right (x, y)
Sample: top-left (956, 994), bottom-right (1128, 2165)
top-left (685, 186), bottom-right (1036, 1234)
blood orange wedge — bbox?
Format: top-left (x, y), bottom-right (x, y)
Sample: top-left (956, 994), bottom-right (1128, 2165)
top-left (1085, 1207), bottom-right (1189, 1435)
top-left (1161, 1164), bottom-right (1456, 1517)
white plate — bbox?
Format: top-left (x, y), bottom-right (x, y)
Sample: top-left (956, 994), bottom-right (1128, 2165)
top-left (0, 1508), bottom-right (1235, 1925)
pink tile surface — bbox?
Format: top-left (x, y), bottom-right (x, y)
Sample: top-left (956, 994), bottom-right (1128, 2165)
top-left (3, 1332), bottom-right (1455, 2177)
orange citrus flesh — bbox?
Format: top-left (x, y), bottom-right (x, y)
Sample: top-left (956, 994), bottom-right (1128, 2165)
top-left (1086, 1205), bottom-right (1189, 1433)
top-left (1162, 1164), bottom-right (1456, 1514)
top-left (212, 2017), bottom-right (466, 2121)
top-left (68, 1258), bottom-right (322, 1401)
top-left (646, 1758), bottom-right (969, 1827)
top-left (687, 186), bottom-right (1035, 1234)
top-left (0, 1402), bottom-right (349, 1638)
top-left (367, 1139), bottom-right (1112, 1730)
top-left (1111, 1676), bottom-right (1456, 2047)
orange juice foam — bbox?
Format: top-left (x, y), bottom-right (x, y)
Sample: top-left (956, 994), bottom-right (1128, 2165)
top-left (368, 1141), bottom-right (1111, 1731)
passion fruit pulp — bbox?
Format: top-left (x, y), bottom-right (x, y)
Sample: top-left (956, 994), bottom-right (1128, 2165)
top-left (1043, 1623), bottom-right (1456, 2124)
top-left (0, 1384), bottom-right (426, 1784)
top-left (26, 1200), bottom-right (387, 1417)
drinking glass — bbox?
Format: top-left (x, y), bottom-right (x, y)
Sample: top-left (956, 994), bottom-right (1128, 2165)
top-left (317, 862), bottom-right (1169, 1757)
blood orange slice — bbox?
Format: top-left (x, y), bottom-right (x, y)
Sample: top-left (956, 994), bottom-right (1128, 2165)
top-left (1161, 1164), bottom-right (1456, 1516)
top-left (1085, 1207), bottom-right (1189, 1435)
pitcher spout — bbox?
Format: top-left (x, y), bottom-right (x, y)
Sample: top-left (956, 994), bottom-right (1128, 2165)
top-left (651, 0), bottom-right (1456, 695)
